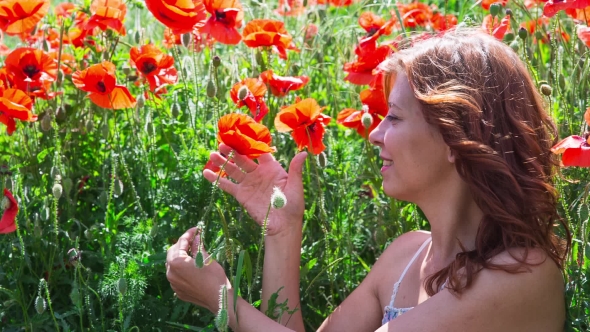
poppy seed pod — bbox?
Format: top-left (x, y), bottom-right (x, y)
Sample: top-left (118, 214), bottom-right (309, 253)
top-left (207, 80), bottom-right (217, 98)
top-left (136, 94), bottom-right (145, 108)
top-left (117, 278), bottom-right (127, 295)
top-left (361, 112), bottom-right (373, 129)
top-left (489, 3), bottom-right (502, 17)
top-left (41, 114), bottom-right (52, 132)
top-left (181, 32), bottom-right (192, 48)
top-left (237, 86), bottom-right (250, 100)
top-left (212, 56), bottom-right (221, 68)
top-left (318, 152), bottom-right (327, 168)
top-left (35, 296), bottom-right (46, 315)
top-left (52, 183), bottom-right (62, 199)
top-left (509, 40), bottom-right (519, 51)
top-left (171, 102), bottom-right (181, 118)
top-left (518, 27), bottom-right (528, 40)
top-left (540, 84), bottom-right (552, 96)
top-left (505, 8), bottom-right (512, 16)
top-left (271, 187), bottom-right (287, 209)
top-left (503, 32), bottom-right (515, 43)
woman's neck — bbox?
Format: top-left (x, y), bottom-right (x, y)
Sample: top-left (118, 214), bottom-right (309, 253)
top-left (417, 177), bottom-right (484, 272)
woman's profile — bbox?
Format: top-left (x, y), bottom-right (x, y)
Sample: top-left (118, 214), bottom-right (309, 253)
top-left (166, 27), bottom-right (571, 332)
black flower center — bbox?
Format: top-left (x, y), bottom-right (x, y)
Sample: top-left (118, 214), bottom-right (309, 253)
top-left (23, 65), bottom-right (40, 78)
top-left (141, 62), bottom-right (157, 74)
top-left (96, 81), bottom-right (106, 93)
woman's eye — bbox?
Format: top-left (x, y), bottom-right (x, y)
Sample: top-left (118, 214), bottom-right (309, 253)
top-left (385, 115), bottom-right (400, 122)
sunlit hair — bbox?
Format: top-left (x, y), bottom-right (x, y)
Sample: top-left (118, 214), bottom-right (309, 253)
top-left (378, 28), bottom-right (571, 296)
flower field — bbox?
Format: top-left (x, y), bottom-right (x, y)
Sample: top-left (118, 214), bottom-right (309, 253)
top-left (0, 0), bottom-right (589, 331)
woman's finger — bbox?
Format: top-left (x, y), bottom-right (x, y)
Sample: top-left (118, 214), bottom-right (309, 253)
top-left (203, 169), bottom-right (238, 197)
top-left (209, 153), bottom-right (246, 183)
top-left (219, 143), bottom-right (258, 173)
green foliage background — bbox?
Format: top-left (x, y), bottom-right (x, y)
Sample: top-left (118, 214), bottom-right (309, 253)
top-left (0, 0), bottom-right (589, 331)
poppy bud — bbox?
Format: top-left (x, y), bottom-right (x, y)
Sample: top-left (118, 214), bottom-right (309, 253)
top-left (56, 106), bottom-right (66, 121)
top-left (509, 40), bottom-right (519, 52)
top-left (518, 27), bottom-right (528, 40)
top-left (85, 119), bottom-right (94, 132)
top-left (146, 121), bottom-right (154, 134)
top-left (503, 32), bottom-right (515, 43)
top-left (540, 84), bottom-right (552, 96)
top-left (63, 178), bottom-right (73, 196)
top-left (41, 114), bottom-right (52, 132)
top-left (134, 30), bottom-right (142, 44)
top-left (41, 206), bottom-right (50, 221)
top-left (505, 8), bottom-right (512, 16)
top-left (559, 74), bottom-right (566, 90)
top-left (35, 296), bottom-right (46, 315)
top-left (136, 93), bottom-right (145, 108)
top-left (114, 179), bottom-right (124, 196)
top-left (52, 183), bottom-right (62, 199)
top-left (489, 3), bottom-right (502, 17)
top-left (271, 187), bottom-right (287, 209)
top-left (50, 166), bottom-right (61, 180)
top-left (195, 250), bottom-right (204, 268)
top-left (57, 70), bottom-right (64, 85)
top-left (212, 56), bottom-right (221, 68)
top-left (1, 196), bottom-right (10, 211)
top-left (361, 112), bottom-right (373, 129)
top-left (70, 286), bottom-right (81, 307)
top-left (101, 122), bottom-right (109, 139)
top-left (117, 278), bottom-right (127, 295)
top-left (171, 102), bottom-right (181, 118)
top-left (255, 50), bottom-right (264, 67)
top-left (181, 32), bottom-right (192, 48)
top-left (207, 80), bottom-right (217, 98)
top-left (237, 86), bottom-right (249, 100)
top-left (99, 191), bottom-right (108, 207)
top-left (317, 152), bottom-right (327, 168)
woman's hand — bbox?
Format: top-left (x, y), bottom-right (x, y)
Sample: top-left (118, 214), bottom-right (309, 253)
top-left (166, 227), bottom-right (230, 312)
top-left (203, 143), bottom-right (307, 236)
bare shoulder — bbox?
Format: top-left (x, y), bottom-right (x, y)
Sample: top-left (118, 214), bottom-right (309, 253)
top-left (377, 230), bottom-right (431, 263)
top-left (380, 247), bottom-right (566, 332)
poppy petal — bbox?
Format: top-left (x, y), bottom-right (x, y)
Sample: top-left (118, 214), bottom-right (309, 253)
top-left (0, 188), bottom-right (18, 233)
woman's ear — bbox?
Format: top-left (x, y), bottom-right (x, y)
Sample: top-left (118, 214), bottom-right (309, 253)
top-left (447, 147), bottom-right (456, 163)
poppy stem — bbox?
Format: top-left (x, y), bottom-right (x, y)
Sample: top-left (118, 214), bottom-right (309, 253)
top-left (189, 151), bottom-right (234, 255)
top-left (252, 202), bottom-right (272, 303)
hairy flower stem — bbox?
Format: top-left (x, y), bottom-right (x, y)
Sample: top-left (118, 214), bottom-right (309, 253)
top-left (251, 202), bottom-right (272, 303)
top-left (189, 152), bottom-right (234, 253)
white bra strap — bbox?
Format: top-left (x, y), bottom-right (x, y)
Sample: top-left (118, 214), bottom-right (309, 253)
top-left (387, 237), bottom-right (432, 308)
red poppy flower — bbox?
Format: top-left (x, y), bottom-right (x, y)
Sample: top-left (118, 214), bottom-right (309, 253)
top-left (4, 47), bottom-right (57, 98)
top-left (274, 97), bottom-right (331, 154)
top-left (337, 86), bottom-right (387, 138)
top-left (146, 0), bottom-right (207, 34)
top-left (551, 135), bottom-right (590, 167)
top-left (358, 12), bottom-right (394, 37)
top-left (482, 14), bottom-right (511, 40)
top-left (230, 78), bottom-right (268, 122)
top-left (0, 88), bottom-right (36, 135)
top-left (344, 38), bottom-right (392, 85)
top-left (275, 0), bottom-right (305, 16)
top-left (217, 113), bottom-right (274, 159)
top-left (85, 0), bottom-right (127, 35)
top-left (259, 70), bottom-right (309, 97)
top-left (431, 12), bottom-right (458, 32)
top-left (0, 189), bottom-right (18, 233)
top-left (394, 2), bottom-right (433, 28)
top-left (543, 0), bottom-right (590, 17)
top-left (525, 0), bottom-right (548, 8)
top-left (0, 0), bottom-right (50, 37)
top-left (481, 0), bottom-right (508, 10)
top-left (303, 23), bottom-right (318, 42)
top-left (55, 2), bottom-right (76, 18)
top-left (130, 44), bottom-right (178, 92)
top-left (201, 0), bottom-right (243, 45)
top-left (578, 25), bottom-right (590, 47)
top-left (566, 6), bottom-right (590, 23)
top-left (72, 61), bottom-right (136, 110)
top-left (242, 19), bottom-right (299, 60)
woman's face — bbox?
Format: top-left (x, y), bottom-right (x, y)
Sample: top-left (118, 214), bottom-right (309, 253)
top-left (369, 73), bottom-right (455, 203)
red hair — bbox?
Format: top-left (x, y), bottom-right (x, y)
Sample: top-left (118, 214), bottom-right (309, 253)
top-left (378, 28), bottom-right (571, 296)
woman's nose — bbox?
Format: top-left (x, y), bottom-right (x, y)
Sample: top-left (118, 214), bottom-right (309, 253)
top-left (368, 123), bottom-right (383, 147)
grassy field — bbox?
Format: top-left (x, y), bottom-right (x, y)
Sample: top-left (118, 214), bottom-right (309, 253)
top-left (0, 0), bottom-right (589, 331)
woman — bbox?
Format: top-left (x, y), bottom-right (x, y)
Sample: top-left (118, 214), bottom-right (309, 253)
top-left (166, 28), bottom-right (570, 331)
